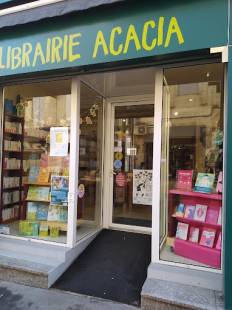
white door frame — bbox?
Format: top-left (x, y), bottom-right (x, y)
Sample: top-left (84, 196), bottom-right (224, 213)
top-left (103, 94), bottom-right (155, 235)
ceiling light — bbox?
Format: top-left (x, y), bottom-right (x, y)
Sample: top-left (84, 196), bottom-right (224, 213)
top-left (206, 72), bottom-right (210, 77)
top-left (189, 98), bottom-right (193, 102)
top-left (174, 111), bottom-right (179, 116)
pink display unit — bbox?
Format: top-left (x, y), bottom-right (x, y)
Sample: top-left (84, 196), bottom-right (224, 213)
top-left (169, 189), bottom-right (222, 268)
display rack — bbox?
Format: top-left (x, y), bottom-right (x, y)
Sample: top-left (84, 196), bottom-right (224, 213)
top-left (0, 113), bottom-right (24, 224)
top-left (169, 189), bottom-right (222, 268)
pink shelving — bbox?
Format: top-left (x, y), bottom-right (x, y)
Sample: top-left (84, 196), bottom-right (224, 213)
top-left (169, 189), bottom-right (222, 201)
top-left (174, 216), bottom-right (222, 230)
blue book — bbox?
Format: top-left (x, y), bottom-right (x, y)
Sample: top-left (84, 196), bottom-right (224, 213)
top-left (37, 203), bottom-right (48, 221)
top-left (50, 176), bottom-right (69, 205)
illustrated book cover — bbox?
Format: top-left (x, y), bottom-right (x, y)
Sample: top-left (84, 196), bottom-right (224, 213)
top-left (205, 208), bottom-right (219, 225)
top-left (175, 203), bottom-right (185, 218)
top-left (47, 205), bottom-right (60, 221)
top-left (27, 202), bottom-right (37, 221)
top-left (194, 173), bottom-right (215, 193)
top-left (36, 203), bottom-right (48, 221)
top-left (176, 222), bottom-right (189, 240)
top-left (176, 170), bottom-right (193, 191)
top-left (27, 186), bottom-right (50, 202)
top-left (199, 229), bottom-right (216, 248)
top-left (28, 166), bottom-right (39, 183)
top-left (184, 205), bottom-right (195, 219)
top-left (50, 176), bottom-right (69, 205)
top-left (194, 204), bottom-right (208, 222)
top-left (189, 227), bottom-right (199, 243)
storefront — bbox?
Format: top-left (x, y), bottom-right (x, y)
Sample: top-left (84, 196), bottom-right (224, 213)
top-left (0, 0), bottom-right (231, 308)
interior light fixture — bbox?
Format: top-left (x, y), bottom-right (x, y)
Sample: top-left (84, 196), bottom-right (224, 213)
top-left (206, 72), bottom-right (210, 77)
top-left (174, 111), bottom-right (179, 116)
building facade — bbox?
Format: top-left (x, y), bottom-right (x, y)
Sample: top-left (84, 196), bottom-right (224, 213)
top-left (0, 0), bottom-right (231, 309)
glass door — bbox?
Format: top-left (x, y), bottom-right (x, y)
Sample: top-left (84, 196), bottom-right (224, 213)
top-left (111, 102), bottom-right (154, 229)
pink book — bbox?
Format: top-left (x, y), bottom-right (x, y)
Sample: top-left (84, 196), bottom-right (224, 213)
top-left (216, 172), bottom-right (223, 194)
top-left (176, 170), bottom-right (193, 191)
top-left (189, 227), bottom-right (199, 243)
top-left (199, 229), bottom-right (216, 248)
top-left (216, 232), bottom-right (222, 250)
top-left (194, 204), bottom-right (208, 222)
top-left (205, 208), bottom-right (219, 225)
top-left (176, 222), bottom-right (189, 240)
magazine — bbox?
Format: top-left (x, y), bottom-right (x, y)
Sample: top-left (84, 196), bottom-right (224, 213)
top-left (194, 204), bottom-right (208, 222)
top-left (199, 229), bottom-right (216, 248)
top-left (175, 203), bottom-right (185, 217)
top-left (194, 173), bottom-right (215, 193)
top-left (176, 170), bottom-right (193, 191)
top-left (184, 205), bottom-right (195, 219)
top-left (50, 176), bottom-right (69, 205)
top-left (176, 222), bottom-right (189, 240)
top-left (189, 227), bottom-right (199, 243)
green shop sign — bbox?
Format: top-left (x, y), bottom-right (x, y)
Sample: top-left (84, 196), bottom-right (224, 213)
top-left (0, 0), bottom-right (228, 76)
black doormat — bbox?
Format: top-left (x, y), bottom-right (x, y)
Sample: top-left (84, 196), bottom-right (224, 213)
top-left (53, 229), bottom-right (151, 306)
top-left (114, 217), bottom-right (152, 228)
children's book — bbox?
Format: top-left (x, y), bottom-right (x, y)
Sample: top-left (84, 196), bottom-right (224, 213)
top-left (27, 202), bottom-right (37, 221)
top-left (216, 232), bottom-right (222, 250)
top-left (176, 170), bottom-right (193, 191)
top-left (176, 222), bottom-right (189, 240)
top-left (27, 186), bottom-right (50, 202)
top-left (36, 203), bottom-right (48, 221)
top-left (59, 206), bottom-right (68, 222)
top-left (28, 166), bottom-right (40, 183)
top-left (19, 220), bottom-right (39, 236)
top-left (184, 205), bottom-right (195, 219)
top-left (37, 168), bottom-right (50, 183)
top-left (189, 227), bottom-right (199, 243)
top-left (217, 208), bottom-right (222, 225)
top-left (194, 204), bottom-right (208, 222)
top-left (216, 171), bottom-right (223, 194)
top-left (205, 208), bottom-right (219, 225)
top-left (199, 229), bottom-right (216, 248)
top-left (50, 176), bottom-right (69, 205)
top-left (194, 173), bottom-right (215, 193)
top-left (175, 203), bottom-right (185, 217)
top-left (47, 205), bottom-right (60, 221)
top-left (39, 223), bottom-right (49, 237)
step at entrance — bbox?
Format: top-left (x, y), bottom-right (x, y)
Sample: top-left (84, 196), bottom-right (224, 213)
top-left (53, 229), bottom-right (151, 307)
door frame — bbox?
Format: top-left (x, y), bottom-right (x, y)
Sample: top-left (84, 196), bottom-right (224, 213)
top-left (103, 94), bottom-right (155, 235)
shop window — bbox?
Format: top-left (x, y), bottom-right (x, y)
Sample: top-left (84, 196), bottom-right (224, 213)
top-left (0, 80), bottom-right (71, 243)
top-left (160, 63), bottom-right (224, 269)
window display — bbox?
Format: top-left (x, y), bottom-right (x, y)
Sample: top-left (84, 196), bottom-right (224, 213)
top-left (160, 63), bottom-right (224, 269)
top-left (0, 80), bottom-right (71, 243)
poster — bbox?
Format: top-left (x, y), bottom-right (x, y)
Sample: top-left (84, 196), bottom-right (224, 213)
top-left (50, 127), bottom-right (69, 156)
top-left (133, 169), bottom-right (152, 205)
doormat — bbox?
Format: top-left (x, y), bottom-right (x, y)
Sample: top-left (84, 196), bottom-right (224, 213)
top-left (114, 217), bottom-right (151, 228)
top-left (53, 229), bottom-right (151, 306)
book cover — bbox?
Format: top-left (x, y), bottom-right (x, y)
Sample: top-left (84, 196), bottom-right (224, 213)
top-left (176, 170), bottom-right (193, 191)
top-left (199, 229), bottom-right (216, 248)
top-left (176, 222), bottom-right (189, 240)
top-left (175, 203), bottom-right (185, 217)
top-left (47, 205), bottom-right (60, 221)
top-left (205, 208), bottom-right (219, 225)
top-left (27, 202), bottom-right (37, 221)
top-left (216, 232), bottom-right (222, 250)
top-left (194, 204), bottom-right (208, 222)
top-left (37, 168), bottom-right (50, 183)
top-left (59, 206), bottom-right (68, 222)
top-left (195, 173), bottom-right (215, 193)
top-left (37, 203), bottom-right (48, 221)
top-left (217, 208), bottom-right (222, 225)
top-left (216, 172), bottom-right (223, 194)
top-left (50, 176), bottom-right (69, 205)
top-left (28, 166), bottom-right (39, 183)
top-left (27, 186), bottom-right (50, 202)
top-left (39, 223), bottom-right (49, 237)
top-left (189, 227), bottom-right (199, 243)
top-left (184, 205), bottom-right (195, 219)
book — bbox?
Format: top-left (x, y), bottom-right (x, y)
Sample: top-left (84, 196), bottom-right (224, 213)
top-left (50, 176), bottom-right (69, 205)
top-left (176, 222), bottom-right (189, 240)
top-left (19, 220), bottom-right (39, 236)
top-left (28, 166), bottom-right (40, 183)
top-left (39, 223), bottom-right (49, 237)
top-left (176, 170), bottom-right (193, 191)
top-left (205, 208), bottom-right (219, 225)
top-left (27, 186), bottom-right (50, 202)
top-left (175, 203), bottom-right (185, 217)
top-left (37, 168), bottom-right (50, 183)
top-left (184, 205), bottom-right (195, 219)
top-left (47, 205), bottom-right (60, 221)
top-left (216, 172), bottom-right (223, 194)
top-left (37, 203), bottom-right (48, 221)
top-left (189, 227), bottom-right (199, 243)
top-left (194, 173), bottom-right (215, 193)
top-left (217, 208), bottom-right (222, 225)
top-left (199, 229), bottom-right (216, 248)
top-left (194, 204), bottom-right (208, 222)
top-left (216, 232), bottom-right (222, 250)
top-left (27, 202), bottom-right (37, 221)
top-left (59, 206), bottom-right (68, 222)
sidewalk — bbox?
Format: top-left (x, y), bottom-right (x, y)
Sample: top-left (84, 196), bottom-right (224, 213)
top-left (0, 281), bottom-right (139, 310)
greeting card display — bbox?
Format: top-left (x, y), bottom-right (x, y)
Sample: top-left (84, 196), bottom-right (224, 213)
top-left (175, 203), bottom-right (185, 217)
top-left (176, 222), bottom-right (189, 240)
top-left (194, 204), bottom-right (208, 222)
top-left (194, 173), bottom-right (215, 193)
top-left (176, 170), bottom-right (193, 191)
top-left (184, 205), bottom-right (195, 219)
top-left (189, 227), bottom-right (199, 243)
top-left (199, 229), bottom-right (216, 248)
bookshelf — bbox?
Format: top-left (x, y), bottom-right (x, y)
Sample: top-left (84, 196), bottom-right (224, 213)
top-left (0, 113), bottom-right (24, 224)
top-left (169, 189), bottom-right (222, 268)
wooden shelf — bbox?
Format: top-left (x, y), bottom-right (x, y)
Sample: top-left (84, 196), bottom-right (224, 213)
top-left (169, 189), bottom-right (222, 201)
top-left (4, 132), bottom-right (22, 139)
top-left (24, 182), bottom-right (50, 186)
top-left (2, 217), bottom-right (19, 224)
top-left (3, 186), bottom-right (22, 192)
top-left (3, 201), bottom-right (21, 208)
top-left (38, 220), bottom-right (67, 231)
top-left (24, 149), bottom-right (44, 154)
top-left (26, 199), bottom-right (50, 203)
top-left (5, 114), bottom-right (24, 122)
top-left (24, 135), bottom-right (46, 142)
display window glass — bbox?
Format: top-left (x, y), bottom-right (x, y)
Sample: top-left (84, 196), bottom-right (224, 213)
top-left (1, 79), bottom-right (71, 243)
top-left (160, 63), bottom-right (224, 269)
